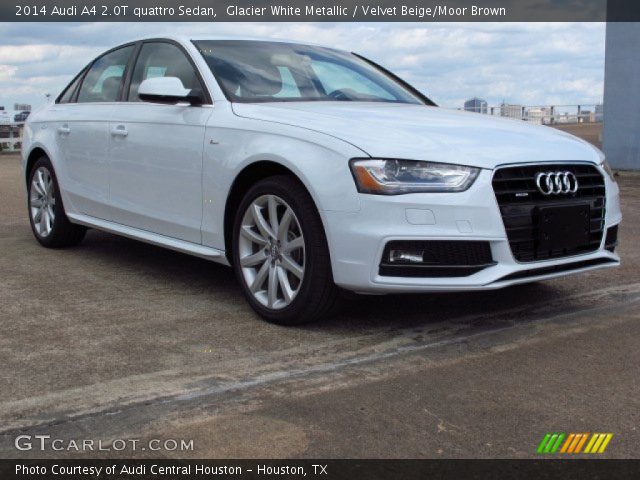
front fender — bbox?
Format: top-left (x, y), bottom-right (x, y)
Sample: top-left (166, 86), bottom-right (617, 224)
top-left (201, 109), bottom-right (367, 250)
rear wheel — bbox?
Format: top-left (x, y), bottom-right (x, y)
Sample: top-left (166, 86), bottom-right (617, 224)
top-left (28, 156), bottom-right (86, 248)
top-left (232, 175), bottom-right (340, 325)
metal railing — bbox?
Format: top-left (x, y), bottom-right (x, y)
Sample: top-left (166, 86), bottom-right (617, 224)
top-left (455, 104), bottom-right (604, 125)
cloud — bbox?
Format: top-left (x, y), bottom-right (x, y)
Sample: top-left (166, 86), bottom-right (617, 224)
top-left (0, 44), bottom-right (95, 64)
top-left (0, 22), bottom-right (605, 109)
top-left (0, 64), bottom-right (17, 81)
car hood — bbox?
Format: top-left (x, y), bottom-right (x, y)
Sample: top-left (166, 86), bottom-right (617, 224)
top-left (232, 102), bottom-right (601, 169)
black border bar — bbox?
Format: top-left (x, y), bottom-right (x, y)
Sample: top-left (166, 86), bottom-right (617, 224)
top-left (3, 459), bottom-right (640, 480)
top-left (3, 0), bottom-right (640, 22)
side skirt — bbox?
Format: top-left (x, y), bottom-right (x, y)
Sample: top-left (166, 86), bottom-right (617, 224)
top-left (67, 213), bottom-right (230, 266)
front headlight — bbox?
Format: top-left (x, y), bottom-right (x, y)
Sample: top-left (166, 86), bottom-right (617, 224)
top-left (600, 159), bottom-right (617, 183)
top-left (349, 159), bottom-right (480, 195)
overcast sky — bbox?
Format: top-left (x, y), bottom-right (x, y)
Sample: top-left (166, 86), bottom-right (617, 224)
top-left (0, 22), bottom-right (605, 110)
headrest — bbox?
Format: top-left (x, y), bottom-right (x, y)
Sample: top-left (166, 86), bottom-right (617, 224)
top-left (101, 76), bottom-right (121, 101)
top-left (213, 58), bottom-right (282, 97)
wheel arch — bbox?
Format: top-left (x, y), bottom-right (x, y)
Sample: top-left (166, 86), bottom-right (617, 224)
top-left (25, 146), bottom-right (51, 186)
top-left (223, 160), bottom-right (324, 264)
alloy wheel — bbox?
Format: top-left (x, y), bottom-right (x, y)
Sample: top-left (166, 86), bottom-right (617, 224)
top-left (30, 166), bottom-right (56, 238)
top-left (238, 194), bottom-right (305, 310)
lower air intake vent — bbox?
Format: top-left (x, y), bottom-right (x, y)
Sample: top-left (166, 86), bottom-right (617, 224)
top-left (605, 225), bottom-right (619, 252)
top-left (379, 240), bottom-right (495, 277)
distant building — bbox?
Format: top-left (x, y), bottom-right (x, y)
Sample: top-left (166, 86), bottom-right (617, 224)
top-left (594, 103), bottom-right (604, 122)
top-left (13, 111), bottom-right (30, 123)
top-left (526, 107), bottom-right (551, 125)
top-left (580, 109), bottom-right (593, 123)
top-left (464, 97), bottom-right (488, 114)
top-left (0, 124), bottom-right (23, 153)
top-left (14, 103), bottom-right (31, 112)
top-left (0, 108), bottom-right (28, 153)
top-left (500, 103), bottom-right (524, 120)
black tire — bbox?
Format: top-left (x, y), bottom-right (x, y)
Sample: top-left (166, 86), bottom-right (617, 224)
top-left (27, 156), bottom-right (86, 248)
top-left (232, 175), bottom-right (340, 325)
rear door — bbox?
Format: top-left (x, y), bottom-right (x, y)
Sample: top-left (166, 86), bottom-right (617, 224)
top-left (108, 40), bottom-right (212, 244)
top-left (58, 44), bottom-right (135, 220)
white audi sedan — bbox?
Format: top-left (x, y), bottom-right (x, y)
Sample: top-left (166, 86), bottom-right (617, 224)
top-left (22, 36), bottom-right (621, 324)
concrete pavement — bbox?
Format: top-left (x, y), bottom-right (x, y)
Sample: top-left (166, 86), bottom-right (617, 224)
top-left (0, 153), bottom-right (638, 458)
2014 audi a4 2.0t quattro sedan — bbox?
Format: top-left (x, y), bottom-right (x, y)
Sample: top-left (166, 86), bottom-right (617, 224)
top-left (22, 36), bottom-right (622, 325)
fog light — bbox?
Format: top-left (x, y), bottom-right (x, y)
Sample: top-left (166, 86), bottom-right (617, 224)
top-left (389, 249), bottom-right (424, 264)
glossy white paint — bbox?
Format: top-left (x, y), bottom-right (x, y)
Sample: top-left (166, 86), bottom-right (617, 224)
top-left (22, 36), bottom-right (621, 295)
top-left (47, 104), bottom-right (114, 220)
top-left (232, 102), bottom-right (603, 168)
top-left (109, 103), bottom-right (213, 243)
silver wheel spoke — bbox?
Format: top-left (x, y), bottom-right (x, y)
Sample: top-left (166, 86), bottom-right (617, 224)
top-left (241, 225), bottom-right (267, 246)
top-left (38, 171), bottom-right (47, 195)
top-left (281, 254), bottom-right (304, 279)
top-left (240, 250), bottom-right (267, 267)
top-left (282, 235), bottom-right (304, 254)
top-left (267, 265), bottom-right (278, 308)
top-left (31, 197), bottom-right (44, 208)
top-left (250, 261), bottom-right (270, 293)
top-left (276, 266), bottom-right (294, 303)
top-left (40, 208), bottom-right (48, 234)
top-left (277, 207), bottom-right (293, 242)
top-left (267, 195), bottom-right (279, 235)
top-left (33, 178), bottom-right (45, 196)
top-left (251, 203), bottom-right (275, 240)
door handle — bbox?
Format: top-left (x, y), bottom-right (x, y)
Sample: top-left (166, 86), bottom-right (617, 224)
top-left (111, 125), bottom-right (128, 137)
top-left (58, 125), bottom-right (70, 134)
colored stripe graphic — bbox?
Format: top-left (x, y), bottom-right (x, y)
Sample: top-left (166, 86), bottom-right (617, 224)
top-left (537, 434), bottom-right (552, 454)
top-left (573, 433), bottom-right (589, 453)
top-left (584, 433), bottom-right (599, 453)
top-left (539, 433), bottom-right (613, 454)
top-left (537, 433), bottom-right (565, 454)
top-left (584, 433), bottom-right (613, 453)
top-left (550, 433), bottom-right (565, 453)
top-left (598, 434), bottom-right (613, 453)
top-left (560, 433), bottom-right (575, 453)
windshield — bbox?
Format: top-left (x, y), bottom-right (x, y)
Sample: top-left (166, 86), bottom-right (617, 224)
top-left (193, 40), bottom-right (426, 105)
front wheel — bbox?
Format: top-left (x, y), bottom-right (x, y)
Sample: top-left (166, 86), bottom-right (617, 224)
top-left (232, 175), bottom-right (340, 325)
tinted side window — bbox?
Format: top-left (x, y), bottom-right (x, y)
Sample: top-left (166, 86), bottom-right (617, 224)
top-left (128, 42), bottom-right (202, 102)
top-left (77, 45), bottom-right (134, 103)
top-left (58, 69), bottom-right (86, 104)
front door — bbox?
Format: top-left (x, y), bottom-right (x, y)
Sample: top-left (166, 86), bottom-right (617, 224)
top-left (108, 41), bottom-right (212, 244)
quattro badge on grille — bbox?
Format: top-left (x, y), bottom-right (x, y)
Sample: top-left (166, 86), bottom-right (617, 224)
top-left (535, 171), bottom-right (579, 195)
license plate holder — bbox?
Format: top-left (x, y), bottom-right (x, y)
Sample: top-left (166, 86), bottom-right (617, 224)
top-left (537, 204), bottom-right (590, 251)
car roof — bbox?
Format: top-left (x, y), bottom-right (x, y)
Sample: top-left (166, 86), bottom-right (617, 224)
top-left (122, 35), bottom-right (334, 50)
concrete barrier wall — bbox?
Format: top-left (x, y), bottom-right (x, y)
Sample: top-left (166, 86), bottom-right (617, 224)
top-left (603, 23), bottom-right (640, 170)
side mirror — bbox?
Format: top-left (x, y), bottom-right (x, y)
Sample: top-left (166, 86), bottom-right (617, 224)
top-left (138, 77), bottom-right (203, 105)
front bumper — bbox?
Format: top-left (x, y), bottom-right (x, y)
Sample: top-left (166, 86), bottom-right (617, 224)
top-left (323, 167), bottom-right (622, 294)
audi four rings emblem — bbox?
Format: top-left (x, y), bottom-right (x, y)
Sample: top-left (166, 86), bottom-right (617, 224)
top-left (535, 171), bottom-right (579, 195)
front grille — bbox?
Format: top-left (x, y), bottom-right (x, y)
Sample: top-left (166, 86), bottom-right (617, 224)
top-left (379, 240), bottom-right (495, 277)
top-left (492, 164), bottom-right (606, 262)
